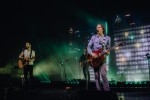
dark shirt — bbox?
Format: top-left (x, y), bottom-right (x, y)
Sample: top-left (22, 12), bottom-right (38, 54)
top-left (79, 54), bottom-right (87, 66)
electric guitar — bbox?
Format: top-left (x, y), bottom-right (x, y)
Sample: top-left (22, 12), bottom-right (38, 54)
top-left (87, 42), bottom-right (125, 68)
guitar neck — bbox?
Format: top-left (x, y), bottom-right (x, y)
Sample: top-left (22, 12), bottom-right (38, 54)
top-left (108, 46), bottom-right (115, 51)
top-left (100, 46), bottom-right (116, 56)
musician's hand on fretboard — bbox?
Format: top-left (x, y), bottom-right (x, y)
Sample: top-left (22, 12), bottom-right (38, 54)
top-left (105, 50), bottom-right (110, 55)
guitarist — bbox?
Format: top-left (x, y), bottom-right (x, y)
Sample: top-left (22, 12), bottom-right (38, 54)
top-left (87, 24), bottom-right (111, 91)
top-left (19, 41), bottom-right (35, 86)
top-left (79, 49), bottom-right (90, 81)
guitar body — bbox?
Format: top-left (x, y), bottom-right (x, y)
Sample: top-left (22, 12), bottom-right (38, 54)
top-left (87, 49), bottom-right (106, 68)
top-left (18, 59), bottom-right (24, 69)
top-left (18, 57), bottom-right (29, 69)
top-left (87, 42), bottom-right (125, 68)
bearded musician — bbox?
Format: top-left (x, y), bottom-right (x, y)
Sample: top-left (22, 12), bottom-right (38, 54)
top-left (19, 41), bottom-right (35, 86)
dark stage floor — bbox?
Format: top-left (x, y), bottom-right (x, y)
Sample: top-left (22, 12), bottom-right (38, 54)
top-left (1, 84), bottom-right (150, 100)
top-left (1, 75), bottom-right (150, 100)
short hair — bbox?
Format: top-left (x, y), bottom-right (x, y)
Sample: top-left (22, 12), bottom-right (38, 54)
top-left (25, 41), bottom-right (32, 45)
top-left (25, 41), bottom-right (32, 48)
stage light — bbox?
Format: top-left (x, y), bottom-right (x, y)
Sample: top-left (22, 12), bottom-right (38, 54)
top-left (125, 32), bottom-right (129, 37)
top-left (140, 30), bottom-right (145, 34)
top-left (40, 81), bottom-right (51, 83)
top-left (130, 35), bottom-right (134, 39)
top-left (115, 15), bottom-right (122, 23)
top-left (134, 43), bottom-right (141, 48)
top-left (125, 13), bottom-right (131, 17)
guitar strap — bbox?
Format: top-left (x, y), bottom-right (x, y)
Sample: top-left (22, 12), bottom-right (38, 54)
top-left (30, 49), bottom-right (32, 59)
top-left (93, 34), bottom-right (106, 50)
top-left (22, 49), bottom-right (25, 59)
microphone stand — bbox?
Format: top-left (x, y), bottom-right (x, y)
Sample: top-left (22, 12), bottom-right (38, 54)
top-left (84, 39), bottom-right (90, 91)
top-left (85, 50), bottom-right (89, 90)
top-left (20, 48), bottom-right (25, 87)
top-left (60, 62), bottom-right (65, 82)
top-left (21, 72), bottom-right (24, 86)
top-left (59, 60), bottom-right (69, 82)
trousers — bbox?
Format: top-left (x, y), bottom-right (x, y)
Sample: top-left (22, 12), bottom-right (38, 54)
top-left (94, 63), bottom-right (110, 91)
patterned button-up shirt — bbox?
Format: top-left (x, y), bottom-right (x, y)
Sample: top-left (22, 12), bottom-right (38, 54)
top-left (87, 34), bottom-right (111, 55)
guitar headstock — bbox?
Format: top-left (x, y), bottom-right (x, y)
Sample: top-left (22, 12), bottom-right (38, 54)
top-left (117, 42), bottom-right (126, 47)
